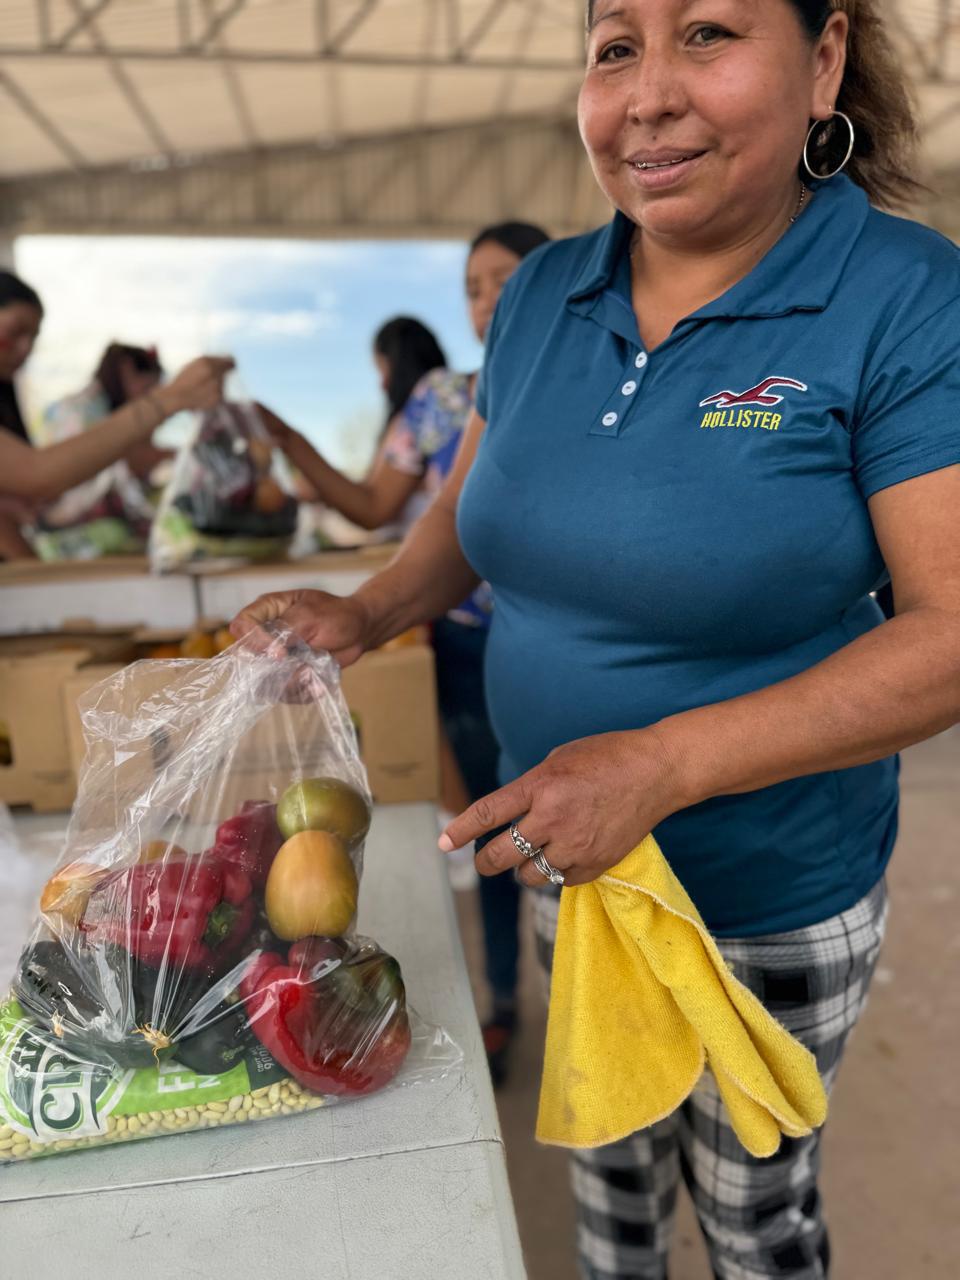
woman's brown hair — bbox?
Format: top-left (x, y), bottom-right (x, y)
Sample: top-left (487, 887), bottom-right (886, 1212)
top-left (94, 342), bottom-right (163, 410)
top-left (585, 0), bottom-right (922, 208)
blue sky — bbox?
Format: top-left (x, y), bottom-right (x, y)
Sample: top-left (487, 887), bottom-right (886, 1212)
top-left (15, 235), bottom-right (484, 473)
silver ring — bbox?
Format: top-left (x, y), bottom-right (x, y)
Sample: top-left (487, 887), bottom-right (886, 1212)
top-left (509, 823), bottom-right (541, 861)
top-left (533, 850), bottom-right (565, 887)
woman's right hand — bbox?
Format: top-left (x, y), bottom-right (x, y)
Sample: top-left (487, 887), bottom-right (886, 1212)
top-left (230, 588), bottom-right (372, 667)
top-left (160, 356), bottom-right (236, 415)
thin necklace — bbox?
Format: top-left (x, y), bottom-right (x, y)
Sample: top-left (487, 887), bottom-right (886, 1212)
top-left (629, 183), bottom-right (809, 260)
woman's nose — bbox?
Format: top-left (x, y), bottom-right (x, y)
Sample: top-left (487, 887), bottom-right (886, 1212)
top-left (625, 53), bottom-right (688, 126)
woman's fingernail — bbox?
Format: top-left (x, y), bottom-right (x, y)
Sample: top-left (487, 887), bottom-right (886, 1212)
top-left (438, 834), bottom-right (454, 853)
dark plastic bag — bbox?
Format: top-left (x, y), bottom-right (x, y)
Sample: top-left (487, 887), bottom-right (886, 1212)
top-left (150, 400), bottom-right (298, 571)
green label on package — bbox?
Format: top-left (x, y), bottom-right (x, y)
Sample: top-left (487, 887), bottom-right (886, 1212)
top-left (0, 999), bottom-right (285, 1145)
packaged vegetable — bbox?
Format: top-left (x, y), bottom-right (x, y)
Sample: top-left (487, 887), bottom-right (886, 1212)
top-left (150, 399), bottom-right (298, 572)
top-left (1, 632), bottom-right (459, 1162)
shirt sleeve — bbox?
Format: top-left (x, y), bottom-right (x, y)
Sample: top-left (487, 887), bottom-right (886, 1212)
top-left (43, 392), bottom-right (90, 444)
top-left (853, 296), bottom-right (960, 500)
top-left (383, 375), bottom-right (443, 477)
top-left (380, 413), bottom-right (424, 477)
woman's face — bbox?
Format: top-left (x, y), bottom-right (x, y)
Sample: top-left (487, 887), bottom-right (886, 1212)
top-left (579, 0), bottom-right (847, 249)
top-left (373, 350), bottom-right (391, 393)
top-left (119, 361), bottom-right (161, 404)
top-left (466, 240), bottom-right (523, 344)
top-left (0, 302), bottom-right (42, 380)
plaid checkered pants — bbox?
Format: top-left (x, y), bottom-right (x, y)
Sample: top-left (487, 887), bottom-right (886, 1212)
top-left (530, 878), bottom-right (888, 1280)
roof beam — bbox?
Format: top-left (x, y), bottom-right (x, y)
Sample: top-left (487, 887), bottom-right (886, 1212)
top-left (197, 0), bottom-right (260, 148)
top-left (314, 0), bottom-right (330, 51)
top-left (53, 0), bottom-right (113, 50)
top-left (498, 0), bottom-right (545, 116)
top-left (455, 0), bottom-right (507, 59)
top-left (61, 0), bottom-right (176, 157)
top-left (189, 0), bottom-right (250, 53)
top-left (0, 66), bottom-right (88, 172)
top-left (324, 0), bottom-right (382, 54)
top-left (36, 0), bottom-right (52, 45)
top-left (0, 45), bottom-right (580, 70)
top-left (445, 0), bottom-right (460, 55)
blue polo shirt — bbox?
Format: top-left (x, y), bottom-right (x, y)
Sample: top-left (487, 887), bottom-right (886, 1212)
top-left (459, 175), bottom-right (960, 936)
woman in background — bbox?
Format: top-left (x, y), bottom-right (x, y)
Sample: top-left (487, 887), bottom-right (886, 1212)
top-left (35, 342), bottom-right (175, 558)
top-left (260, 315), bottom-right (447, 534)
top-left (0, 269), bottom-right (232, 560)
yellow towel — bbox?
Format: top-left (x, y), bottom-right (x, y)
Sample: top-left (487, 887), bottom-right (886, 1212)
top-left (536, 835), bottom-right (828, 1158)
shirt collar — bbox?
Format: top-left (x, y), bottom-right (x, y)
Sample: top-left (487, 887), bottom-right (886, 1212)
top-left (566, 174), bottom-right (869, 321)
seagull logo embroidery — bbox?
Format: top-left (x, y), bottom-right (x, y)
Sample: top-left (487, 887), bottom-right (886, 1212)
top-left (699, 376), bottom-right (808, 409)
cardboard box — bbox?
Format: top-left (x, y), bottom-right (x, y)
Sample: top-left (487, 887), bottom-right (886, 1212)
top-left (0, 650), bottom-right (93, 812)
top-left (0, 631), bottom-right (140, 812)
top-left (341, 645), bottom-right (439, 805)
top-left (60, 643), bottom-right (440, 811)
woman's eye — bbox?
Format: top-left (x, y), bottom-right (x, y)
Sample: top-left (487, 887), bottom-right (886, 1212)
top-left (597, 42), bottom-right (633, 64)
top-left (690, 25), bottom-right (730, 46)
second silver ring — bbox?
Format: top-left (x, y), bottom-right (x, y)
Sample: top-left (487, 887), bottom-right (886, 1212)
top-left (509, 822), bottom-right (542, 861)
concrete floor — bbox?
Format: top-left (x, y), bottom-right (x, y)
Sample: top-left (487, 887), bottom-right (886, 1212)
top-left (455, 727), bottom-right (960, 1280)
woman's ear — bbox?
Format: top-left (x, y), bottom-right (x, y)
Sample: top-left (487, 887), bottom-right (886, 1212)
top-left (810, 9), bottom-right (849, 120)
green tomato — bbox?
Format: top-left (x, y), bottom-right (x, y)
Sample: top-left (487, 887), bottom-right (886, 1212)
top-left (277, 777), bottom-right (371, 848)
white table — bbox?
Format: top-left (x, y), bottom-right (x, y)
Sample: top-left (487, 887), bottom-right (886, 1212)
top-left (0, 546), bottom-right (396, 635)
top-left (0, 805), bottom-right (525, 1280)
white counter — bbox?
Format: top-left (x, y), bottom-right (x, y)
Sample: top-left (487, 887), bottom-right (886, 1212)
top-left (0, 804), bottom-right (525, 1279)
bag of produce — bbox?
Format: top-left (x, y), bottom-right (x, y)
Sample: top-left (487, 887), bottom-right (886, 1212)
top-left (0, 632), bottom-right (459, 1163)
top-left (150, 399), bottom-right (298, 572)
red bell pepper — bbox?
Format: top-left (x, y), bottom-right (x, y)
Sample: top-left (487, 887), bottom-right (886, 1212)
top-left (240, 946), bottom-right (411, 1097)
top-left (81, 858), bottom-right (255, 971)
top-left (209, 800), bottom-right (283, 890)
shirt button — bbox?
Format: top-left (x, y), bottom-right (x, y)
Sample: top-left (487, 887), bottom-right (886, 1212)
top-left (635, 352), bottom-right (648, 369)
top-left (621, 381), bottom-right (637, 396)
top-left (602, 412), bottom-right (619, 427)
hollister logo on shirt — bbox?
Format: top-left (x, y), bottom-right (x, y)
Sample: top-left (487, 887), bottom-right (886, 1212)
top-left (698, 376), bottom-right (808, 431)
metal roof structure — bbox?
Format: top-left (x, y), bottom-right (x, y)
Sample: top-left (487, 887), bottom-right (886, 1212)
top-left (0, 0), bottom-right (957, 238)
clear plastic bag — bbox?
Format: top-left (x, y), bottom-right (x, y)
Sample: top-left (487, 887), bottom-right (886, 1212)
top-left (0, 633), bottom-right (460, 1162)
top-left (150, 399), bottom-right (299, 572)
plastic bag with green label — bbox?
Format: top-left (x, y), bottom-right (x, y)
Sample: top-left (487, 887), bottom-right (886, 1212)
top-left (0, 631), bottom-right (459, 1163)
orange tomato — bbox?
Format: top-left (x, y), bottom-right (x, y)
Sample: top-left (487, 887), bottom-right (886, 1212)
top-left (180, 631), bottom-right (218, 659)
top-left (265, 831), bottom-right (358, 941)
top-left (254, 476), bottom-right (286, 514)
top-left (146, 643), bottom-right (183, 659)
top-left (138, 840), bottom-right (187, 864)
top-left (40, 861), bottom-right (109, 925)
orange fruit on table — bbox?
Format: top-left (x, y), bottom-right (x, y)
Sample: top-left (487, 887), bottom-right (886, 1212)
top-left (265, 830), bottom-right (359, 941)
top-left (254, 476), bottom-right (287, 514)
top-left (146, 643), bottom-right (182, 659)
top-left (40, 861), bottom-right (109, 925)
top-left (248, 437), bottom-right (273, 474)
top-left (180, 631), bottom-right (218, 659)
top-left (213, 627), bottom-right (234, 653)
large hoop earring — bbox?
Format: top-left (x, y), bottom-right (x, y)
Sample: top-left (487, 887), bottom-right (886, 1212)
top-left (803, 110), bottom-right (855, 181)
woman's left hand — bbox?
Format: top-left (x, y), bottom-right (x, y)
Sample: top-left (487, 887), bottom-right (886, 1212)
top-left (255, 402), bottom-right (295, 449)
top-left (439, 728), bottom-right (686, 888)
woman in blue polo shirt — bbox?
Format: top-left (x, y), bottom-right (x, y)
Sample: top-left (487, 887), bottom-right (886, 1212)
top-left (234, 1), bottom-right (960, 1274)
